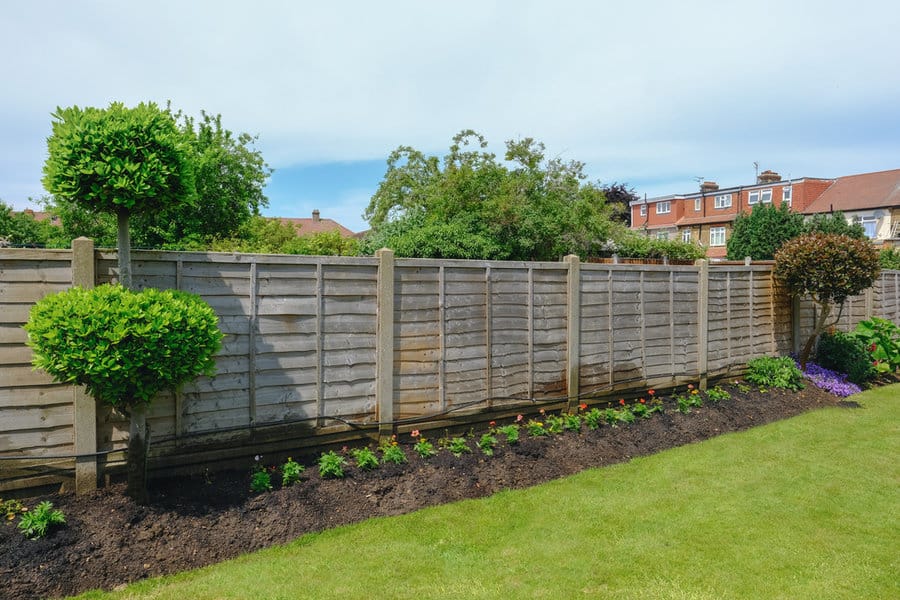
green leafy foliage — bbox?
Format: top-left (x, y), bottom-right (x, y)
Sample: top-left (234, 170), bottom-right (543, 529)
top-left (43, 102), bottom-right (194, 217)
top-left (209, 217), bottom-right (359, 256)
top-left (705, 386), bottom-right (732, 403)
top-left (250, 468), bottom-right (273, 493)
top-left (281, 458), bottom-right (304, 487)
top-left (17, 501), bottom-right (65, 539)
top-left (726, 203), bottom-right (804, 260)
top-left (879, 248), bottom-right (900, 270)
top-left (478, 433), bottom-right (498, 456)
top-left (24, 285), bottom-right (222, 407)
top-left (745, 356), bottom-right (805, 391)
top-left (0, 201), bottom-right (58, 247)
top-left (318, 451), bottom-right (347, 478)
top-left (774, 233), bottom-right (880, 365)
top-left (614, 233), bottom-right (706, 261)
top-left (351, 447), bottom-right (380, 471)
top-left (496, 424), bottom-right (520, 444)
top-left (362, 130), bottom-right (622, 260)
top-left (850, 317), bottom-right (900, 374)
top-left (445, 437), bottom-right (472, 457)
top-left (379, 440), bottom-right (408, 465)
top-left (802, 212), bottom-right (866, 238)
top-left (815, 331), bottom-right (876, 385)
top-left (583, 408), bottom-right (604, 430)
top-left (412, 437), bottom-right (437, 459)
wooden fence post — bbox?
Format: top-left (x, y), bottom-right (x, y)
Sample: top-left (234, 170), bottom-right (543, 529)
top-left (71, 237), bottom-right (97, 494)
top-left (375, 248), bottom-right (395, 440)
top-left (565, 255), bottom-right (581, 413)
top-left (696, 259), bottom-right (709, 390)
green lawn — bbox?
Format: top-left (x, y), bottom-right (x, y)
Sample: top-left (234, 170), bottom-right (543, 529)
top-left (75, 385), bottom-right (899, 600)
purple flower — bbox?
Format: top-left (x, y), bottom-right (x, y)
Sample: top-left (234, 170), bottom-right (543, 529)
top-left (799, 361), bottom-right (862, 397)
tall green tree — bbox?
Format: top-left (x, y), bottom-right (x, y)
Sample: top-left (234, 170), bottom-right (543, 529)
top-left (0, 201), bottom-right (57, 247)
top-left (363, 130), bottom-right (620, 260)
top-left (42, 101), bottom-right (196, 501)
top-left (726, 203), bottom-right (804, 260)
top-left (802, 211), bottom-right (866, 238)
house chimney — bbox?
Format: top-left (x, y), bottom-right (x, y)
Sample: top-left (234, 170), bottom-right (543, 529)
top-left (757, 170), bottom-right (781, 184)
top-left (700, 181), bottom-right (719, 193)
top-left (312, 209), bottom-right (320, 222)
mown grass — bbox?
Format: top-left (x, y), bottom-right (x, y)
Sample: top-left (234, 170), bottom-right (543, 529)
top-left (74, 385), bottom-right (898, 600)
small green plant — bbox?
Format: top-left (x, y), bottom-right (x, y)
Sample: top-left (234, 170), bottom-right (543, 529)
top-left (851, 317), bottom-right (900, 374)
top-left (526, 419), bottom-right (548, 436)
top-left (631, 399), bottom-right (650, 418)
top-left (496, 424), bottom-right (520, 444)
top-left (706, 386), bottom-right (731, 403)
top-left (615, 407), bottom-right (636, 424)
top-left (318, 450), bottom-right (347, 478)
top-left (250, 455), bottom-right (272, 493)
top-left (478, 433), bottom-right (498, 457)
top-left (583, 408), bottom-right (604, 430)
top-left (410, 430), bottom-right (437, 459)
top-left (2, 498), bottom-right (28, 522)
top-left (675, 387), bottom-right (703, 414)
top-left (281, 457), bottom-right (304, 487)
top-left (544, 413), bottom-right (564, 434)
top-left (733, 381), bottom-right (751, 393)
top-left (746, 356), bottom-right (805, 391)
top-left (603, 407), bottom-right (621, 426)
top-left (379, 437), bottom-right (407, 465)
top-left (816, 330), bottom-right (876, 384)
top-left (351, 447), bottom-right (380, 471)
top-left (17, 501), bottom-right (66, 539)
top-left (562, 412), bottom-right (582, 431)
top-left (445, 437), bottom-right (472, 457)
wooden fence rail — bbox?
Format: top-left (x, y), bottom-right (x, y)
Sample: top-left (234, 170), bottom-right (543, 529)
top-left (2, 241), bottom-right (899, 494)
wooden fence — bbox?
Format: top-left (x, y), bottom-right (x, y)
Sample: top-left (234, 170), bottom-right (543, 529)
top-left (2, 241), bottom-right (899, 494)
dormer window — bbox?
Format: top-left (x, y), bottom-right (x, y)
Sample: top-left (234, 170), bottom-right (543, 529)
top-left (714, 194), bottom-right (732, 209)
top-left (656, 201), bottom-right (671, 214)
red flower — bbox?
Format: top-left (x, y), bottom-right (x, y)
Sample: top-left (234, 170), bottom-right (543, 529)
top-left (870, 343), bottom-right (877, 352)
top-left (516, 414), bottom-right (524, 422)
top-left (619, 399), bottom-right (626, 406)
top-left (411, 429), bottom-right (420, 438)
top-left (639, 398), bottom-right (646, 404)
top-left (579, 402), bottom-right (588, 411)
top-left (648, 389), bottom-right (655, 396)
top-left (489, 421), bottom-right (496, 427)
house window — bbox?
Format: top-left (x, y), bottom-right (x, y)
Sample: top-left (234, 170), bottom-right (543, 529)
top-left (682, 229), bottom-right (692, 243)
top-left (710, 227), bottom-right (726, 246)
top-left (656, 201), bottom-right (671, 215)
top-left (783, 186), bottom-right (792, 206)
top-left (694, 197), bottom-right (702, 211)
top-left (657, 230), bottom-right (670, 240)
top-left (858, 217), bottom-right (878, 239)
top-left (714, 194), bottom-right (732, 209)
top-left (760, 189), bottom-right (772, 203)
top-left (639, 204), bottom-right (647, 217)
top-left (748, 190), bottom-right (760, 205)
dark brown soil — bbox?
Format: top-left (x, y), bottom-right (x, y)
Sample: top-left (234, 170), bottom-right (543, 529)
top-left (1, 382), bottom-right (846, 600)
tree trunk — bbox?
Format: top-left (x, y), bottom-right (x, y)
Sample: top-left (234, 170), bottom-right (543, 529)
top-left (126, 403), bottom-right (150, 504)
top-left (117, 209), bottom-right (132, 289)
top-left (799, 301), bottom-right (832, 368)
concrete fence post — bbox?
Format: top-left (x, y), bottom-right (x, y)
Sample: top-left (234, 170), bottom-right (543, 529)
top-left (565, 255), bottom-right (581, 413)
top-left (71, 237), bottom-right (97, 493)
top-left (375, 248), bottom-right (395, 441)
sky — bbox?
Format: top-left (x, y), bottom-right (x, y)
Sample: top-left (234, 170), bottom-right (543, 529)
top-left (2, 0), bottom-right (899, 233)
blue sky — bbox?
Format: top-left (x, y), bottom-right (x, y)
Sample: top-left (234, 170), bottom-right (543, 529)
top-left (2, 1), bottom-right (900, 233)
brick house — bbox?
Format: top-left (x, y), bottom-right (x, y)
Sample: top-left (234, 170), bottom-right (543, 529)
top-left (630, 168), bottom-right (900, 258)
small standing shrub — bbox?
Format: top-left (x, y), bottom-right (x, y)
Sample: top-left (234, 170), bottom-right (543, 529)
top-left (351, 447), bottom-right (380, 471)
top-left (496, 424), bottom-right (520, 444)
top-left (318, 451), bottom-right (347, 478)
top-left (478, 433), bottom-right (498, 456)
top-left (745, 356), bottom-right (805, 391)
top-left (583, 408), bottom-right (604, 430)
top-left (281, 457), bottom-right (304, 487)
top-left (446, 437), bottom-right (472, 457)
top-left (411, 430), bottom-right (437, 459)
top-left (379, 439), bottom-right (408, 465)
top-left (815, 331), bottom-right (875, 385)
top-left (851, 317), bottom-right (900, 374)
top-left (562, 413), bottom-right (582, 431)
top-left (250, 468), bottom-right (273, 493)
top-left (630, 399), bottom-right (650, 418)
top-left (18, 501), bottom-right (66, 539)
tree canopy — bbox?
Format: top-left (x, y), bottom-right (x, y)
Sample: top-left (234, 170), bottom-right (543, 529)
top-left (362, 130), bottom-right (623, 260)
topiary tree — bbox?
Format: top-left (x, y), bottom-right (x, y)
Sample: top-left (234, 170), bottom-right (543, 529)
top-left (42, 102), bottom-right (194, 287)
top-left (25, 285), bottom-right (222, 503)
top-left (774, 233), bottom-right (880, 367)
top-left (726, 203), bottom-right (804, 260)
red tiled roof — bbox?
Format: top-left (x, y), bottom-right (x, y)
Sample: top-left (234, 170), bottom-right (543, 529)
top-left (802, 168), bottom-right (900, 214)
top-left (273, 215), bottom-right (355, 237)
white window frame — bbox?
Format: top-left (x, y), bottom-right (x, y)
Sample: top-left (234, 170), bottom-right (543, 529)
top-left (782, 186), bottom-right (792, 206)
top-left (639, 204), bottom-right (647, 217)
top-left (858, 217), bottom-right (878, 239)
top-left (709, 227), bottom-right (726, 247)
top-left (714, 194), bottom-right (732, 209)
top-left (694, 197), bottom-right (702, 211)
top-left (656, 201), bottom-right (671, 215)
top-left (682, 229), bottom-right (692, 243)
top-left (656, 230), bottom-right (670, 240)
top-left (748, 190), bottom-right (760, 205)
top-left (760, 189), bottom-right (772, 203)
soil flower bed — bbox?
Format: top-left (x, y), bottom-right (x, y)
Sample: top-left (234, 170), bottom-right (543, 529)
top-left (0, 382), bottom-right (847, 600)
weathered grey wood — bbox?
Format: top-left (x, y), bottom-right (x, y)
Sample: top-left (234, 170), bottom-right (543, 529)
top-left (696, 259), bottom-right (709, 390)
top-left (375, 249), bottom-right (395, 439)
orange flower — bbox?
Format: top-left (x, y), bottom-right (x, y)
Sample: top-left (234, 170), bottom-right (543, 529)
top-left (648, 389), bottom-right (655, 396)
top-left (687, 384), bottom-right (694, 390)
top-left (579, 402), bottom-right (588, 411)
top-left (539, 408), bottom-right (546, 415)
top-left (639, 398), bottom-right (646, 404)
